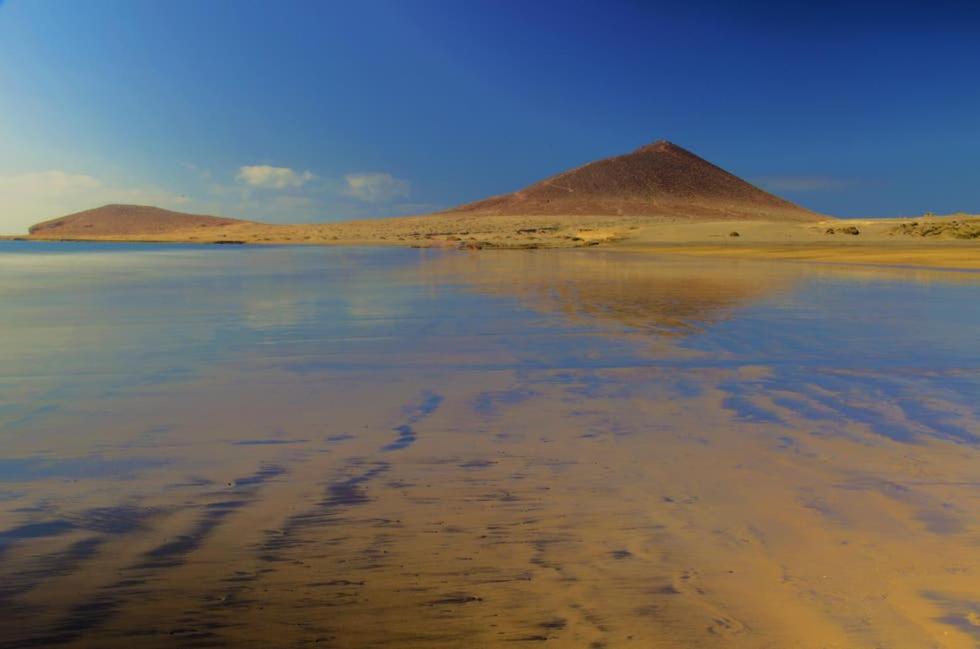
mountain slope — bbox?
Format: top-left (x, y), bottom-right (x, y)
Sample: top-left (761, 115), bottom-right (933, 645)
top-left (447, 140), bottom-right (819, 221)
top-left (29, 204), bottom-right (248, 237)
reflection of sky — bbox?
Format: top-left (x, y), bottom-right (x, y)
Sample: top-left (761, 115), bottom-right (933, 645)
top-left (1, 241), bottom-right (978, 447)
top-left (680, 276), bottom-right (980, 444)
top-left (0, 243), bottom-right (427, 430)
top-left (0, 243), bottom-right (587, 431)
top-left (685, 277), bottom-right (980, 368)
top-left (0, 456), bottom-right (167, 483)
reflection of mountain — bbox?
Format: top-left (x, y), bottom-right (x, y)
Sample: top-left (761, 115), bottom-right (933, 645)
top-left (420, 251), bottom-right (794, 337)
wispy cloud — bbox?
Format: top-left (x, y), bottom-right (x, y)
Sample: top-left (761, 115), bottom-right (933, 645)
top-left (181, 161), bottom-right (212, 180)
top-left (0, 170), bottom-right (188, 233)
top-left (341, 173), bottom-right (410, 203)
top-left (755, 175), bottom-right (856, 192)
top-left (0, 170), bottom-right (103, 194)
top-left (0, 160), bottom-right (419, 232)
top-left (237, 165), bottom-right (315, 189)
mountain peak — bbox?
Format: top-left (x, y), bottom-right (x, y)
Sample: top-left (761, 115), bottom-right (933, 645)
top-left (633, 139), bottom-right (682, 154)
top-left (446, 141), bottom-right (818, 221)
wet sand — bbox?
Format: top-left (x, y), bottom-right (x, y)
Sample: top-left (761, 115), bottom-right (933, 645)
top-left (6, 364), bottom-right (978, 648)
top-left (0, 245), bottom-right (978, 648)
top-left (622, 241), bottom-right (980, 270)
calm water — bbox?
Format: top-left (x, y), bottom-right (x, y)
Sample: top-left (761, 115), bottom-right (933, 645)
top-left (1, 241), bottom-right (978, 648)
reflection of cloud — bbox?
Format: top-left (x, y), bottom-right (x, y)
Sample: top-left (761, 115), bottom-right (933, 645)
top-left (243, 293), bottom-right (316, 329)
top-left (237, 165), bottom-right (315, 189)
top-left (344, 290), bottom-right (407, 320)
top-left (756, 176), bottom-right (856, 192)
top-left (342, 173), bottom-right (410, 203)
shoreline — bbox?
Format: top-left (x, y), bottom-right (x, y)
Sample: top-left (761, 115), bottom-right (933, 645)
top-left (613, 241), bottom-right (980, 271)
top-left (6, 214), bottom-right (979, 271)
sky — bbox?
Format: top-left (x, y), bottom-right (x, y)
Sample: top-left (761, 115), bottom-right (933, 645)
top-left (1, 0), bottom-right (979, 232)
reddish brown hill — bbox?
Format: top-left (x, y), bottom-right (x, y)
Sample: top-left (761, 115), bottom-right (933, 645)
top-left (447, 140), bottom-right (819, 221)
top-left (29, 204), bottom-right (248, 237)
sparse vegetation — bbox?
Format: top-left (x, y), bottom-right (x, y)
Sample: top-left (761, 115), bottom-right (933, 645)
top-left (892, 218), bottom-right (980, 239)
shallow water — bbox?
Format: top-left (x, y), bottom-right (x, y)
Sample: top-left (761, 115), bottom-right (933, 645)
top-left (1, 241), bottom-right (978, 648)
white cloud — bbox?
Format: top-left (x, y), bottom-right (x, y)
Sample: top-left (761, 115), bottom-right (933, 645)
top-left (268, 194), bottom-right (314, 210)
top-left (237, 165), bottom-right (315, 189)
top-left (0, 170), bottom-right (188, 234)
top-left (342, 173), bottom-right (410, 203)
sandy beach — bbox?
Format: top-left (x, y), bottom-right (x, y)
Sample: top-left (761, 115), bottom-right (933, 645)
top-left (21, 212), bottom-right (980, 270)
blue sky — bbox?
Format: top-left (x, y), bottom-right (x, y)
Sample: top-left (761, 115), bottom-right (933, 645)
top-left (1, 0), bottom-right (978, 231)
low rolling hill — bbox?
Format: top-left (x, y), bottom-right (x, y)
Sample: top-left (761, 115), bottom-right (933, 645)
top-left (28, 204), bottom-right (249, 238)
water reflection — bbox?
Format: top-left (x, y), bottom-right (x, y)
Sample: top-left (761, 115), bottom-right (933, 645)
top-left (418, 249), bottom-right (795, 336)
top-left (0, 242), bottom-right (978, 648)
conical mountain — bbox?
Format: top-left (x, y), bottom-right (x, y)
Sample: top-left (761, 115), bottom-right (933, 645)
top-left (447, 140), bottom-right (819, 221)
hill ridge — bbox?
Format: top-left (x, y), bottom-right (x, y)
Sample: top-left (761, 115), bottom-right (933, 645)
top-left (29, 204), bottom-right (247, 237)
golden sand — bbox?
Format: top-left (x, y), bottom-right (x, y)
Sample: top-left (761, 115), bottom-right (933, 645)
top-left (23, 213), bottom-right (980, 271)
